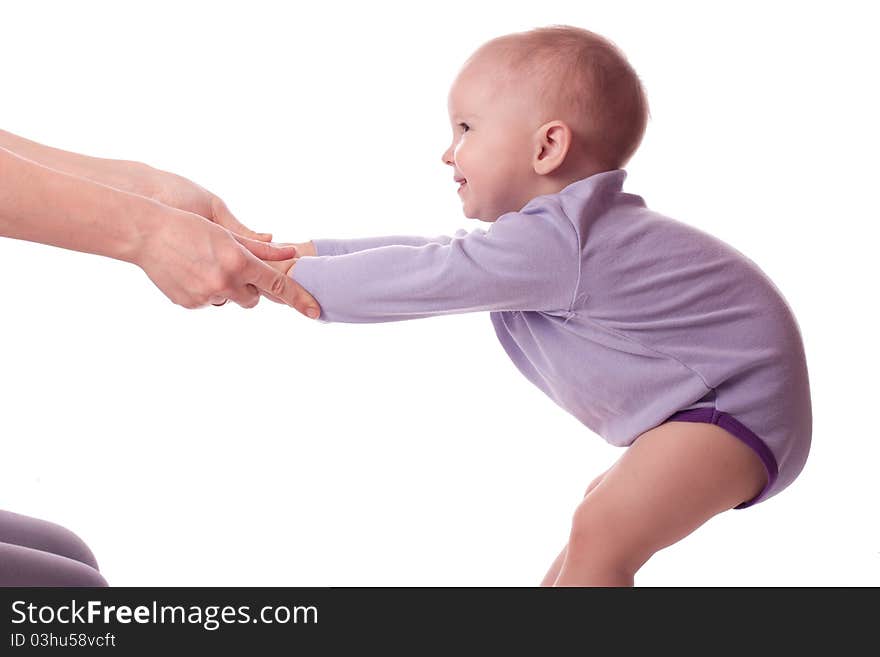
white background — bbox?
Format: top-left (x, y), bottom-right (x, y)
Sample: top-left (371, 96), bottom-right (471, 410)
top-left (1, 0), bottom-right (877, 586)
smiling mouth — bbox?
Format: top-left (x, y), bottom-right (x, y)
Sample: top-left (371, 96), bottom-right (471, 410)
top-left (457, 181), bottom-right (467, 192)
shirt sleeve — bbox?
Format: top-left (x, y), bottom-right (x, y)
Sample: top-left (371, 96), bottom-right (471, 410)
top-left (312, 233), bottom-right (462, 256)
top-left (291, 205), bottom-right (579, 323)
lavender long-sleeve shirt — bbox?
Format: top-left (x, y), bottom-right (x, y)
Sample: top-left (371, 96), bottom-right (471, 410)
top-left (292, 169), bottom-right (812, 506)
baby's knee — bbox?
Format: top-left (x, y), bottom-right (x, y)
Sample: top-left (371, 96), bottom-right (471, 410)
top-left (567, 500), bottom-right (648, 575)
top-left (582, 468), bottom-right (610, 497)
top-left (568, 501), bottom-right (612, 552)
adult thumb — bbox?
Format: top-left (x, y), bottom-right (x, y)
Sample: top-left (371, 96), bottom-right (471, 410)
top-left (211, 198), bottom-right (273, 242)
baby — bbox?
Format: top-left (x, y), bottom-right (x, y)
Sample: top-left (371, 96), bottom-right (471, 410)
top-left (267, 25), bottom-right (812, 586)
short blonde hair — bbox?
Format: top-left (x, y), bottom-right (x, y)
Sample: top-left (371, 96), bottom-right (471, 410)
top-left (474, 25), bottom-right (650, 170)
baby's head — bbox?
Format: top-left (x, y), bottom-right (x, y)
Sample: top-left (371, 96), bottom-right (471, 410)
top-left (442, 25), bottom-right (649, 221)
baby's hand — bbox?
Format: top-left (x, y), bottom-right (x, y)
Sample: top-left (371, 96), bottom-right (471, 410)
top-left (258, 255), bottom-right (304, 307)
top-left (262, 240), bottom-right (315, 275)
top-left (263, 255), bottom-right (297, 276)
top-left (258, 241), bottom-right (308, 306)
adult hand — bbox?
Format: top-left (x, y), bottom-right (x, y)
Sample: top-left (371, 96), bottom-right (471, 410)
top-left (137, 165), bottom-right (274, 242)
top-left (1, 137), bottom-right (320, 314)
top-left (134, 206), bottom-right (321, 315)
top-left (129, 167), bottom-right (322, 312)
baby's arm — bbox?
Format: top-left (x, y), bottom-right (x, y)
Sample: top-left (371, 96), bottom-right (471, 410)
top-left (263, 232), bottom-right (468, 280)
top-left (289, 207), bottom-right (579, 323)
top-left (263, 234), bottom-right (462, 274)
top-left (311, 233), bottom-right (464, 257)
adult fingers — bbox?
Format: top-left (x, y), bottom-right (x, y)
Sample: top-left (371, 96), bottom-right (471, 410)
top-left (140, 267), bottom-right (204, 309)
top-left (257, 288), bottom-right (286, 305)
top-left (224, 283), bottom-right (261, 309)
top-left (210, 196), bottom-right (273, 242)
top-left (243, 257), bottom-right (321, 317)
top-left (233, 233), bottom-right (298, 261)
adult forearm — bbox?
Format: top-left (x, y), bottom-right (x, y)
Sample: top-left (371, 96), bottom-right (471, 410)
top-left (0, 145), bottom-right (317, 314)
top-left (0, 145), bottom-right (157, 263)
top-left (0, 129), bottom-right (152, 196)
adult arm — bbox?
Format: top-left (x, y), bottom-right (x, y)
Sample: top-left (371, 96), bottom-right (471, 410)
top-left (0, 146), bottom-right (320, 313)
top-left (290, 206), bottom-right (579, 323)
top-left (0, 129), bottom-right (271, 241)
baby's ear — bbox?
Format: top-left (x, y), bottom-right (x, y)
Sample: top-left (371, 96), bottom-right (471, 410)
top-left (533, 121), bottom-right (572, 175)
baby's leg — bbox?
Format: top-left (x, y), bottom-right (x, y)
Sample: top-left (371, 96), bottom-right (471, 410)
top-left (539, 468), bottom-right (610, 586)
top-left (0, 509), bottom-right (101, 570)
top-left (553, 421), bottom-right (766, 586)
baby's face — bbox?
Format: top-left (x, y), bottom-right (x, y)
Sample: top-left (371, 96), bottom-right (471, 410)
top-left (442, 53), bottom-right (546, 222)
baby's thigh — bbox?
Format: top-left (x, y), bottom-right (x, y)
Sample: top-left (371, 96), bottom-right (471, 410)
top-left (0, 509), bottom-right (100, 570)
top-left (569, 421), bottom-right (766, 570)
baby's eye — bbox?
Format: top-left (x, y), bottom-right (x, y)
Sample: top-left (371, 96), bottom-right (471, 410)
top-left (458, 122), bottom-right (470, 133)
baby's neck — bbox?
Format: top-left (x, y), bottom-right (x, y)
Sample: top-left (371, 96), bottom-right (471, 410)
top-left (532, 166), bottom-right (607, 197)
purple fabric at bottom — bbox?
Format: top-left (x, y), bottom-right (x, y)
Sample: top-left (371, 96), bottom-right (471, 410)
top-left (663, 408), bottom-right (779, 509)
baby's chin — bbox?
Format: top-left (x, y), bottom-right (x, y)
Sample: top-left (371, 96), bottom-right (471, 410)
top-left (462, 210), bottom-right (498, 223)
top-left (461, 202), bottom-right (506, 223)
